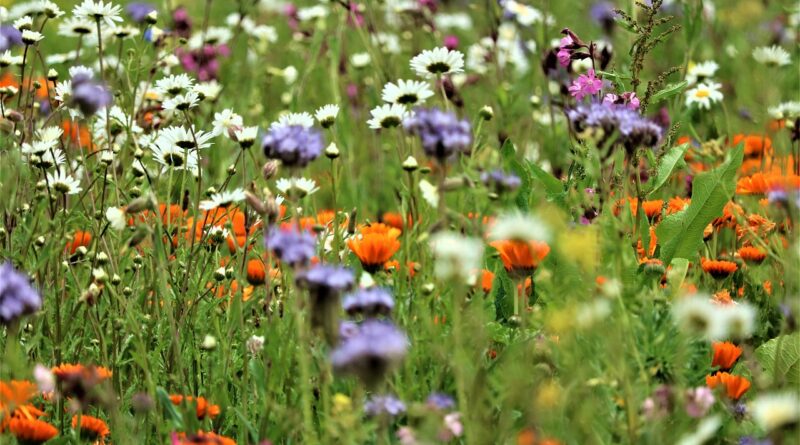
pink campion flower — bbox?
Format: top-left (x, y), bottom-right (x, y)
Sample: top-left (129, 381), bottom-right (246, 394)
top-left (603, 91), bottom-right (640, 110)
top-left (347, 2), bottom-right (365, 27)
top-left (557, 35), bottom-right (574, 66)
top-left (685, 387), bottom-right (715, 418)
top-left (568, 69), bottom-right (603, 100)
top-left (444, 35), bottom-right (459, 50)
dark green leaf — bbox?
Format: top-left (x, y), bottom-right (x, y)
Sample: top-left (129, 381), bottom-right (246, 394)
top-left (647, 143), bottom-right (690, 195)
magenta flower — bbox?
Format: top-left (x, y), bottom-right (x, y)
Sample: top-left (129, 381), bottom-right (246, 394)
top-left (568, 69), bottom-right (603, 100)
top-left (603, 91), bottom-right (640, 110)
top-left (557, 35), bottom-right (574, 66)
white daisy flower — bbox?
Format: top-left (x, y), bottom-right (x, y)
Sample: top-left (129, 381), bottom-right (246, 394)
top-left (35, 148), bottom-right (66, 169)
top-left (0, 51), bottom-right (24, 68)
top-left (275, 177), bottom-right (319, 198)
top-left (156, 126), bottom-right (214, 150)
top-left (13, 16), bottom-right (33, 31)
top-left (672, 295), bottom-right (727, 341)
top-left (685, 82), bottom-right (723, 110)
top-left (410, 47), bottom-right (465, 78)
top-left (686, 60), bottom-right (719, 85)
top-left (315, 104), bottom-right (340, 128)
top-left (53, 80), bottom-right (72, 102)
top-left (752, 45), bottom-right (791, 67)
top-left (419, 179), bottom-right (439, 208)
top-left (150, 141), bottom-right (199, 173)
top-left (72, 0), bottom-right (123, 28)
top-left (153, 74), bottom-right (195, 96)
top-left (212, 109), bottom-right (243, 137)
top-left (200, 188), bottom-right (247, 210)
top-left (429, 232), bottom-right (484, 282)
top-left (366, 104), bottom-right (410, 129)
top-left (283, 66), bottom-right (298, 84)
top-left (69, 65), bottom-right (95, 79)
top-left (250, 25), bottom-right (278, 43)
top-left (21, 139), bottom-right (58, 155)
top-left (58, 17), bottom-right (95, 36)
top-left (105, 206), bottom-right (126, 230)
top-left (271, 112), bottom-right (314, 130)
top-left (351, 52), bottom-right (371, 68)
top-left (372, 33), bottom-right (401, 54)
top-left (434, 13), bottom-right (473, 30)
top-left (234, 126), bottom-right (259, 148)
top-left (381, 79), bottom-right (434, 105)
top-left (503, 0), bottom-right (544, 26)
top-left (162, 91), bottom-right (200, 112)
top-left (768, 101), bottom-right (800, 120)
top-left (297, 5), bottom-right (328, 21)
top-left (39, 0), bottom-right (65, 18)
top-left (193, 81), bottom-right (222, 100)
top-left (21, 30), bottom-right (44, 44)
top-left (750, 392), bottom-right (800, 432)
top-left (109, 25), bottom-right (139, 39)
top-left (488, 212), bottom-right (551, 242)
top-left (187, 26), bottom-right (233, 49)
top-left (46, 170), bottom-right (82, 195)
top-left (37, 126), bottom-right (63, 143)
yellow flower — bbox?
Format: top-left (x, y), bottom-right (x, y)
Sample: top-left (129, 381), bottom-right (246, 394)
top-left (332, 393), bottom-right (352, 414)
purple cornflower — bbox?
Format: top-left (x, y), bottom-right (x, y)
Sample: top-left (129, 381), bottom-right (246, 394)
top-left (403, 108), bottom-right (472, 162)
top-left (331, 319), bottom-right (408, 387)
top-left (365, 395), bottom-right (406, 417)
top-left (568, 69), bottom-right (603, 100)
top-left (342, 287), bottom-right (395, 318)
top-left (0, 26), bottom-right (22, 51)
top-left (70, 73), bottom-right (112, 116)
top-left (426, 393), bottom-right (455, 410)
top-left (603, 92), bottom-right (640, 110)
top-left (297, 264), bottom-right (355, 344)
top-left (684, 387), bottom-right (715, 418)
top-left (125, 2), bottom-right (156, 23)
top-left (264, 225), bottom-right (317, 266)
top-left (480, 169), bottom-right (522, 193)
top-left (0, 262), bottom-right (41, 325)
top-left (262, 125), bottom-right (324, 168)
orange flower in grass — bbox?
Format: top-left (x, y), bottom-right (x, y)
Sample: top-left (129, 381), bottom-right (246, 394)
top-left (489, 240), bottom-right (550, 278)
top-left (66, 230), bottom-right (92, 255)
top-left (8, 418), bottom-right (58, 444)
top-left (730, 134), bottom-right (772, 158)
top-left (358, 222), bottom-right (401, 239)
top-left (636, 226), bottom-right (657, 260)
top-left (52, 364), bottom-right (112, 382)
top-left (347, 233), bottom-right (401, 273)
top-left (711, 342), bottom-right (742, 371)
top-left (61, 120), bottom-right (94, 151)
top-left (0, 380), bottom-right (37, 410)
top-left (480, 269), bottom-right (495, 293)
top-left (700, 258), bottom-right (737, 279)
top-left (736, 214), bottom-right (776, 240)
top-left (736, 172), bottom-right (800, 195)
top-left (706, 372), bottom-right (750, 400)
top-left (383, 260), bottom-right (418, 278)
top-left (169, 395), bottom-right (220, 420)
top-left (72, 415), bottom-right (109, 441)
top-left (614, 198), bottom-right (664, 221)
top-left (175, 431), bottom-right (236, 445)
top-left (667, 197), bottom-right (691, 214)
top-left (737, 246), bottom-right (767, 265)
top-left (711, 289), bottom-right (734, 306)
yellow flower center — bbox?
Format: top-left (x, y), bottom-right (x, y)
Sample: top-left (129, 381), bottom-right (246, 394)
top-left (695, 90), bottom-right (710, 98)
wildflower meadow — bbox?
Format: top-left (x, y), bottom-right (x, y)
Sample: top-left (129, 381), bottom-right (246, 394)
top-left (0, 0), bottom-right (799, 444)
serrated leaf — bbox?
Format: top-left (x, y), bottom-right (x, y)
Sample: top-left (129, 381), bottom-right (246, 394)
top-left (755, 333), bottom-right (800, 386)
top-left (650, 81), bottom-right (689, 104)
top-left (647, 143), bottom-right (690, 195)
top-left (656, 145), bottom-right (743, 264)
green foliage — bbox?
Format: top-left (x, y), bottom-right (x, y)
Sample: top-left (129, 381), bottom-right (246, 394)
top-left (755, 333), bottom-right (800, 387)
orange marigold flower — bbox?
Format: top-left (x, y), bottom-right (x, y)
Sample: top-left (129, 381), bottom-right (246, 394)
top-left (72, 415), bottom-right (109, 440)
top-left (712, 202), bottom-right (744, 228)
top-left (380, 212), bottom-right (409, 231)
top-left (358, 223), bottom-right (401, 239)
top-left (0, 380), bottom-right (37, 410)
top-left (736, 172), bottom-right (800, 195)
top-left (347, 233), bottom-right (401, 272)
top-left (383, 260), bottom-right (418, 278)
top-left (700, 258), bottom-right (737, 279)
top-left (711, 342), bottom-right (742, 370)
top-left (730, 134), bottom-right (772, 158)
top-left (711, 289), bottom-right (734, 305)
top-left (736, 214), bottom-right (776, 240)
top-left (61, 120), bottom-right (94, 151)
top-left (614, 198), bottom-right (663, 220)
top-left (480, 269), bottom-right (495, 293)
top-left (8, 417), bottom-right (58, 444)
top-left (706, 372), bottom-right (750, 400)
top-left (66, 230), bottom-right (92, 254)
top-left (636, 226), bottom-right (657, 260)
top-left (763, 280), bottom-right (773, 295)
top-left (667, 197), bottom-right (691, 214)
top-left (51, 364), bottom-right (112, 382)
top-left (176, 431), bottom-right (237, 445)
top-left (169, 395), bottom-right (220, 420)
top-left (246, 259), bottom-right (266, 285)
top-left (489, 240), bottom-right (550, 278)
top-left (737, 246), bottom-right (766, 265)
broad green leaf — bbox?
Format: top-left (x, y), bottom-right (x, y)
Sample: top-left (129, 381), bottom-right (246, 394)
top-left (666, 258), bottom-right (690, 295)
top-left (500, 138), bottom-right (515, 160)
top-left (657, 145), bottom-right (743, 264)
top-left (510, 159), bottom-right (532, 211)
top-left (649, 81), bottom-right (689, 104)
top-left (527, 162), bottom-right (563, 197)
top-left (755, 333), bottom-right (800, 386)
top-left (647, 143), bottom-right (690, 195)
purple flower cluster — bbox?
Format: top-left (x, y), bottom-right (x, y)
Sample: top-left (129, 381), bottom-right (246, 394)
top-left (426, 393), bottom-right (456, 410)
top-left (125, 2), bottom-right (156, 23)
top-left (264, 225), bottom-right (316, 265)
top-left (0, 262), bottom-right (41, 325)
top-left (480, 169), bottom-right (522, 193)
top-left (567, 102), bottom-right (662, 152)
top-left (342, 287), bottom-right (395, 318)
top-left (262, 125), bottom-right (324, 168)
top-left (331, 319), bottom-right (408, 387)
top-left (403, 108), bottom-right (472, 162)
top-left (364, 395), bottom-right (406, 417)
top-left (297, 264), bottom-right (355, 344)
top-left (71, 73), bottom-right (112, 117)
top-left (177, 44), bottom-right (231, 82)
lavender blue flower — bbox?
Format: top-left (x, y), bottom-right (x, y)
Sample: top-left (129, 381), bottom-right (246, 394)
top-left (480, 169), bottom-right (522, 193)
top-left (0, 26), bottom-right (22, 52)
top-left (426, 392), bottom-right (456, 410)
top-left (331, 320), bottom-right (408, 387)
top-left (71, 74), bottom-right (112, 116)
top-left (296, 264), bottom-right (355, 344)
top-left (126, 2), bottom-right (156, 23)
top-left (264, 225), bottom-right (316, 266)
top-left (567, 102), bottom-right (662, 153)
top-left (342, 287), bottom-right (395, 318)
top-left (0, 262), bottom-right (41, 325)
top-left (403, 108), bottom-right (472, 162)
top-left (261, 125), bottom-right (324, 168)
top-left (364, 395), bottom-right (406, 417)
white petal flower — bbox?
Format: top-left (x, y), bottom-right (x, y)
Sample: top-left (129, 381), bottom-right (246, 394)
top-left (419, 179), bottom-right (439, 208)
top-left (429, 232), bottom-right (484, 281)
top-left (410, 47), bottom-right (465, 78)
top-left (21, 30), bottom-right (44, 44)
top-left (199, 188), bottom-right (247, 210)
top-left (271, 112), bottom-right (314, 130)
top-left (153, 74), bottom-right (195, 96)
top-left (315, 104), bottom-right (340, 128)
top-left (367, 104), bottom-right (410, 129)
top-left (750, 392), bottom-right (800, 432)
top-left (72, 0), bottom-right (123, 28)
top-left (212, 109), bottom-right (243, 137)
top-left (752, 45), bottom-right (791, 67)
top-left (686, 60), bottom-right (719, 85)
top-left (46, 170), bottom-right (82, 195)
top-left (489, 212), bottom-right (551, 242)
top-left (105, 207), bottom-right (126, 230)
top-left (381, 79), bottom-right (434, 105)
top-left (274, 177), bottom-right (318, 198)
top-left (685, 82), bottom-right (723, 110)
top-left (161, 91), bottom-right (200, 112)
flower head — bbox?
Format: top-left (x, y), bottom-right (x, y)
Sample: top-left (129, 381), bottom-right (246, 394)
top-left (410, 47), bottom-right (465, 78)
top-left (264, 225), bottom-right (316, 266)
top-left (752, 45), bottom-right (791, 67)
top-left (261, 125), bottom-right (324, 168)
top-left (685, 81), bottom-right (723, 109)
top-left (73, 0), bottom-right (123, 28)
top-left (403, 107), bottom-right (472, 161)
top-left (568, 69), bottom-right (603, 100)
top-left (331, 319), bottom-right (408, 387)
top-left (343, 287), bottom-right (395, 318)
top-left (364, 395), bottom-right (406, 417)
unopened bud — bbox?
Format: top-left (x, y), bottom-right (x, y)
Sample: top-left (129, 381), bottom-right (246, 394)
top-left (214, 267), bottom-right (226, 281)
top-left (262, 160), bottom-right (279, 180)
top-left (244, 191), bottom-right (267, 215)
top-left (479, 105), bottom-right (494, 120)
top-left (402, 156), bottom-right (418, 172)
top-left (47, 69), bottom-right (58, 81)
top-left (325, 142), bottom-right (340, 159)
top-left (145, 10), bottom-right (158, 25)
